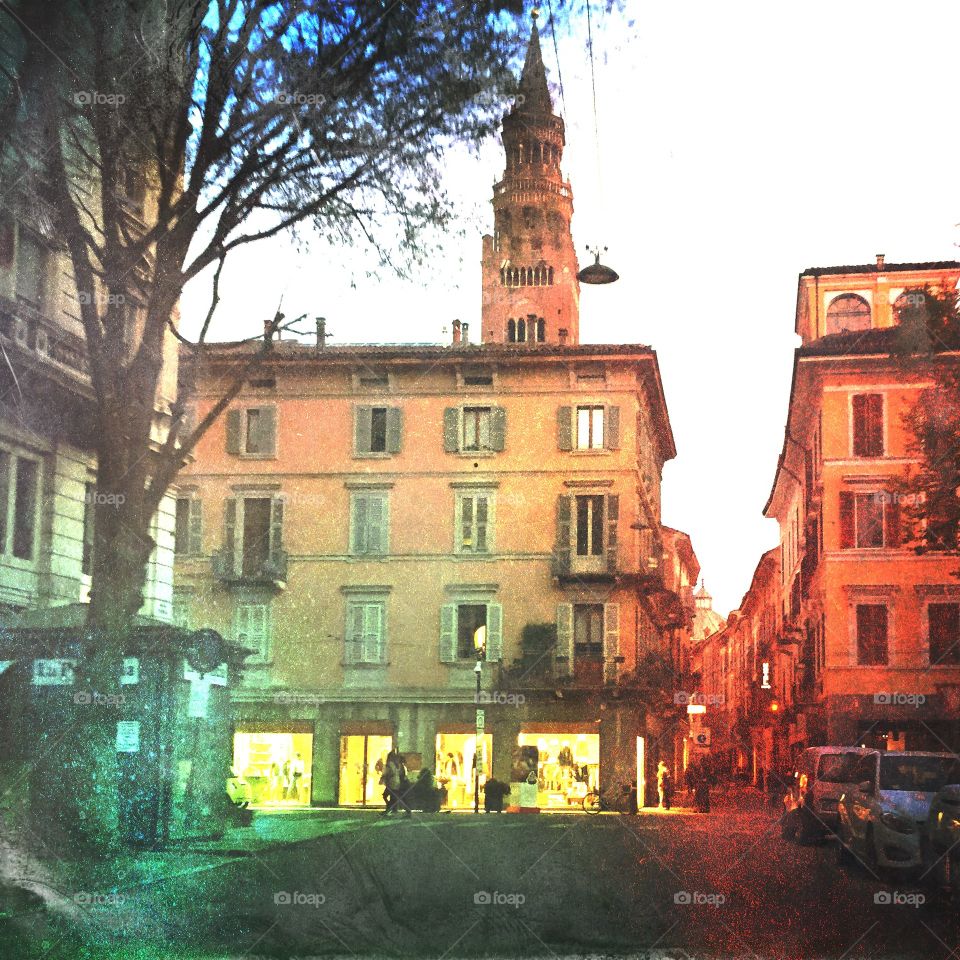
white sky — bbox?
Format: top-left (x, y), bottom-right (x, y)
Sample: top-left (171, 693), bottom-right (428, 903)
top-left (180, 0), bottom-right (960, 617)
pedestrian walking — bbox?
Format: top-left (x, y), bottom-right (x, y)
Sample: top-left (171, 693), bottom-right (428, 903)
top-left (380, 750), bottom-right (401, 815)
top-left (395, 753), bottom-right (413, 817)
top-left (657, 760), bottom-right (673, 810)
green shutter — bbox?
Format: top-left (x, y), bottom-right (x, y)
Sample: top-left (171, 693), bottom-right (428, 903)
top-left (386, 408), bottom-right (403, 453)
top-left (486, 602), bottom-right (503, 662)
top-left (367, 603), bottom-right (384, 662)
top-left (352, 495), bottom-right (367, 554)
top-left (223, 498), bottom-right (237, 574)
top-left (443, 408), bottom-right (459, 452)
top-left (188, 498), bottom-right (203, 554)
top-left (260, 406), bottom-right (277, 456)
top-left (270, 497), bottom-right (284, 560)
top-left (554, 495), bottom-right (572, 575)
top-left (603, 603), bottom-right (620, 683)
top-left (490, 406), bottom-right (507, 451)
top-left (439, 604), bottom-right (458, 662)
top-left (556, 603), bottom-right (573, 676)
top-left (605, 406), bottom-right (620, 450)
top-left (355, 406), bottom-right (372, 454)
top-left (475, 496), bottom-right (489, 553)
top-left (225, 409), bottom-right (241, 454)
top-left (557, 406), bottom-right (572, 450)
top-left (367, 495), bottom-right (386, 555)
top-left (606, 494), bottom-right (619, 573)
top-left (347, 604), bottom-right (364, 663)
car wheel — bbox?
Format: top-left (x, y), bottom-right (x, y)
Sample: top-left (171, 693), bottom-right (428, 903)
top-left (781, 809), bottom-right (798, 842)
top-left (837, 825), bottom-right (854, 866)
top-left (797, 809), bottom-right (820, 845)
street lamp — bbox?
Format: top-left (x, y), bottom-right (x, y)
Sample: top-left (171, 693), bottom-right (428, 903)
top-left (474, 625), bottom-right (486, 814)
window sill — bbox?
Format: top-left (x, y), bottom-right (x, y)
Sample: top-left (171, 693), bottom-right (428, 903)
top-left (456, 450), bottom-right (498, 458)
top-left (570, 448), bottom-right (612, 455)
top-left (353, 451), bottom-right (394, 459)
top-left (454, 551), bottom-right (495, 559)
top-left (343, 661), bottom-right (389, 669)
top-left (238, 453), bottom-right (277, 461)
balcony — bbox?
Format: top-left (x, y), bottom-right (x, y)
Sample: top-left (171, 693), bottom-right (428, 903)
top-left (212, 547), bottom-right (288, 590)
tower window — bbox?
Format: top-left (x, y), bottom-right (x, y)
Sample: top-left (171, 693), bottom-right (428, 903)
top-left (518, 318), bottom-right (527, 342)
top-left (507, 319), bottom-right (516, 342)
top-left (537, 318), bottom-right (545, 342)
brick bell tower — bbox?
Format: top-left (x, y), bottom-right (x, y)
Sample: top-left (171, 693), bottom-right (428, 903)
top-left (481, 11), bottom-right (580, 345)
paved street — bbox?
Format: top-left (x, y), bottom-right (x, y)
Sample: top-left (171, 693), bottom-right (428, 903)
top-left (3, 789), bottom-right (959, 959)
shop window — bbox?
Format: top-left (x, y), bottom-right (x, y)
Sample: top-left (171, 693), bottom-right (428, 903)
top-left (225, 406), bottom-right (277, 457)
top-left (929, 603), bottom-right (960, 666)
top-left (855, 603), bottom-right (888, 666)
top-left (436, 733), bottom-right (491, 809)
top-left (355, 406), bottom-right (402, 455)
top-left (350, 492), bottom-right (388, 555)
top-left (346, 601), bottom-right (386, 663)
top-left (0, 450), bottom-right (39, 562)
top-left (839, 491), bottom-right (900, 549)
top-left (338, 734), bottom-right (392, 806)
top-left (851, 394), bottom-right (884, 457)
top-left (517, 732), bottom-right (599, 809)
top-left (456, 492), bottom-right (493, 554)
top-left (174, 496), bottom-right (203, 554)
top-left (235, 731), bottom-right (313, 806)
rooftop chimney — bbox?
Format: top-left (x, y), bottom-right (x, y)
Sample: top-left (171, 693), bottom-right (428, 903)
top-left (452, 319), bottom-right (461, 345)
top-left (315, 317), bottom-right (329, 349)
top-left (558, 327), bottom-right (568, 345)
top-left (876, 253), bottom-right (886, 270)
top-left (461, 322), bottom-right (469, 344)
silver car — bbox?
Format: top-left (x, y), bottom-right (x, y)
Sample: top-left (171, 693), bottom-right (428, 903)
top-left (923, 781), bottom-right (960, 893)
top-left (837, 751), bottom-right (959, 872)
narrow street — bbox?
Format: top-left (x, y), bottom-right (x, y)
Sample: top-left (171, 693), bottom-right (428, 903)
top-left (5, 789), bottom-right (959, 959)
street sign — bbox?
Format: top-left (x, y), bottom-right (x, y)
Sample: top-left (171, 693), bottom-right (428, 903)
top-left (476, 709), bottom-right (485, 730)
top-left (116, 720), bottom-right (141, 753)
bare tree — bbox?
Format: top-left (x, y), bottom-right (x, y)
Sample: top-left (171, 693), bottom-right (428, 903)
top-left (0, 0), bottom-right (527, 850)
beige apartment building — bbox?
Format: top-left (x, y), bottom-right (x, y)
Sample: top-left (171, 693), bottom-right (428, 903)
top-left (174, 19), bottom-right (693, 809)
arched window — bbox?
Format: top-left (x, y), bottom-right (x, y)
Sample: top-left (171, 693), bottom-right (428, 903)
top-left (518, 318), bottom-right (526, 342)
top-left (499, 267), bottom-right (505, 285)
top-left (537, 318), bottom-right (545, 342)
top-left (825, 293), bottom-right (871, 335)
top-left (548, 266), bottom-right (554, 285)
top-left (507, 319), bottom-right (516, 342)
top-left (527, 267), bottom-right (533, 285)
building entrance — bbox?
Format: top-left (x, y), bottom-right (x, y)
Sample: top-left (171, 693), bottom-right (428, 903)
top-left (338, 734), bottom-right (393, 806)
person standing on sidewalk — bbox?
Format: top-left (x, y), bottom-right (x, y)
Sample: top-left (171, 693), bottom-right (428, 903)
top-left (380, 751), bottom-right (401, 815)
top-left (657, 761), bottom-right (673, 810)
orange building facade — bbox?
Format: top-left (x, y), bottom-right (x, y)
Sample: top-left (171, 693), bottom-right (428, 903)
top-left (756, 257), bottom-right (960, 771)
top-left (173, 20), bottom-right (693, 809)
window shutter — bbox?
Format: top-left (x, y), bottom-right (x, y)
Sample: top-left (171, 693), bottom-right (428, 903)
top-left (554, 495), bottom-right (572, 575)
top-left (929, 604), bottom-right (960, 665)
top-left (188, 498), bottom-right (203, 554)
top-left (223, 498), bottom-right (237, 574)
top-left (556, 603), bottom-right (573, 676)
top-left (476, 496), bottom-right (489, 553)
top-left (364, 604), bottom-right (384, 663)
top-left (347, 605), bottom-right (364, 663)
top-left (605, 406), bottom-right (621, 450)
top-left (603, 603), bottom-right (620, 683)
top-left (367, 495), bottom-right (386, 554)
top-left (386, 407), bottom-right (403, 453)
top-left (884, 497), bottom-right (901, 548)
top-left (269, 497), bottom-right (284, 561)
top-left (486, 602), bottom-right (503, 662)
top-left (355, 406), bottom-right (373, 454)
top-left (225, 409), bottom-right (241, 455)
top-left (260, 406), bottom-right (277, 456)
top-left (606, 494), bottom-right (619, 573)
top-left (866, 394), bottom-right (883, 456)
top-left (443, 408), bottom-right (460, 452)
top-left (490, 406), bottom-right (507, 451)
top-left (557, 406), bottom-right (572, 451)
top-left (234, 604), bottom-right (249, 644)
top-left (439, 604), bottom-right (458, 662)
top-left (839, 492), bottom-right (855, 549)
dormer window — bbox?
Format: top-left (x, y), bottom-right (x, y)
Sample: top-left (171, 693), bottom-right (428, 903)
top-left (825, 293), bottom-right (871, 335)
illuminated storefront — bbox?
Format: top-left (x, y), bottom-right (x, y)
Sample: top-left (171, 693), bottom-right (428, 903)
top-left (518, 731), bottom-right (599, 809)
top-left (338, 734), bottom-right (393, 806)
top-left (233, 730), bottom-right (313, 806)
top-left (435, 733), bottom-right (492, 808)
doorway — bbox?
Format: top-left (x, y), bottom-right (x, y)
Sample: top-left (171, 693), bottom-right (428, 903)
top-left (338, 734), bottom-right (393, 806)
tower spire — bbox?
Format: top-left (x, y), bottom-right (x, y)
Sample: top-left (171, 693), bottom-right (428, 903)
top-left (516, 11), bottom-right (552, 114)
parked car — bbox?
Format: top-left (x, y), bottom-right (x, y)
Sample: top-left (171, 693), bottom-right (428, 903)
top-left (782, 746), bottom-right (875, 843)
top-left (923, 781), bottom-right (960, 894)
top-left (837, 751), bottom-right (959, 872)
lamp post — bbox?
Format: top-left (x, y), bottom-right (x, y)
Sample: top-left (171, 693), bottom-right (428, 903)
top-left (474, 625), bottom-right (486, 814)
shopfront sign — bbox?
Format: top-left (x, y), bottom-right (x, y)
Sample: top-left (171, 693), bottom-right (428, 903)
top-left (32, 659), bottom-right (76, 686)
top-left (116, 720), bottom-right (140, 753)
